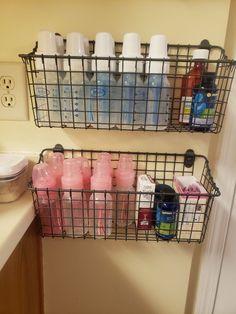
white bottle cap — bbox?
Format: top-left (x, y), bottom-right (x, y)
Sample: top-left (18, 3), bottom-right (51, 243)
top-left (92, 32), bottom-right (115, 72)
top-left (146, 34), bottom-right (169, 74)
top-left (119, 33), bottom-right (143, 73)
top-left (149, 34), bottom-right (168, 58)
top-left (64, 32), bottom-right (87, 71)
top-left (122, 33), bottom-right (141, 57)
top-left (36, 30), bottom-right (58, 71)
top-left (37, 30), bottom-right (57, 54)
top-left (192, 49), bottom-right (209, 60)
top-left (66, 32), bottom-right (85, 56)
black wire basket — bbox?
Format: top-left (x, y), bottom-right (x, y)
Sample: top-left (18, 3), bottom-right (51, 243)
top-left (29, 144), bottom-right (220, 243)
top-left (19, 39), bottom-right (235, 133)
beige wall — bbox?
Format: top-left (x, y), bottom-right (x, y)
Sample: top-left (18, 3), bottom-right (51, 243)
top-left (0, 1), bottom-right (231, 314)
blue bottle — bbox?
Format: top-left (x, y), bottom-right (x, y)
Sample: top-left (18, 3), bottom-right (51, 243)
top-left (155, 184), bottom-right (179, 240)
top-left (190, 72), bottom-right (217, 131)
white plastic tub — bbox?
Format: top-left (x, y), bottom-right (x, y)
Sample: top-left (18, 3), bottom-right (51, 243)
top-left (0, 154), bottom-right (28, 203)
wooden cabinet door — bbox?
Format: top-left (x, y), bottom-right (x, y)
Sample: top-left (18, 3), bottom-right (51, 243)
top-left (0, 219), bottom-right (43, 314)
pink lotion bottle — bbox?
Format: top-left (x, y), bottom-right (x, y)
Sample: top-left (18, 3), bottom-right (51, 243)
top-left (115, 155), bottom-right (135, 227)
top-left (61, 159), bottom-right (88, 237)
top-left (32, 163), bottom-right (61, 235)
top-left (89, 160), bottom-right (113, 238)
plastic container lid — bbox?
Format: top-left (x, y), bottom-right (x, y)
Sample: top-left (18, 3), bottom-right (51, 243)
top-left (0, 154), bottom-right (28, 178)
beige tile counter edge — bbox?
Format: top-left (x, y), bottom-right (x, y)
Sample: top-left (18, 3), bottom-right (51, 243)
top-left (0, 191), bottom-right (35, 270)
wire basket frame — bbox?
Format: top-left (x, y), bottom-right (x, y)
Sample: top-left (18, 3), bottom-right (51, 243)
top-left (29, 145), bottom-right (220, 243)
top-left (20, 39), bottom-right (236, 133)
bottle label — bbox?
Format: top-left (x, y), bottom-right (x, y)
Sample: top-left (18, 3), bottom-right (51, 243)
top-left (137, 208), bottom-right (153, 230)
top-left (180, 96), bottom-right (192, 123)
top-left (90, 86), bottom-right (108, 98)
top-left (155, 206), bottom-right (176, 238)
top-left (191, 91), bottom-right (217, 126)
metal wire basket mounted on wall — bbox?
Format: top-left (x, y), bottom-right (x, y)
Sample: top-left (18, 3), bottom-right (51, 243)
top-left (29, 144), bottom-right (220, 243)
top-left (20, 39), bottom-right (236, 133)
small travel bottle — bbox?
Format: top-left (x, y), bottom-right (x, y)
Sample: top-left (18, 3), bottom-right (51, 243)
top-left (155, 184), bottom-right (179, 239)
top-left (62, 32), bottom-right (88, 127)
top-left (89, 160), bottom-right (113, 238)
top-left (180, 49), bottom-right (209, 124)
top-left (61, 159), bottom-right (88, 237)
top-left (115, 154), bottom-right (135, 227)
top-left (32, 162), bottom-right (61, 235)
top-left (146, 35), bottom-right (170, 130)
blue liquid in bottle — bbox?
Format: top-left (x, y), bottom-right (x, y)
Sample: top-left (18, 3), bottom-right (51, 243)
top-left (88, 72), bottom-right (118, 128)
top-left (118, 73), bottom-right (146, 129)
top-left (146, 74), bottom-right (170, 130)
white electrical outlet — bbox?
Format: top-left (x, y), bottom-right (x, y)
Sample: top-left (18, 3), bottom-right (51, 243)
top-left (0, 62), bottom-right (29, 121)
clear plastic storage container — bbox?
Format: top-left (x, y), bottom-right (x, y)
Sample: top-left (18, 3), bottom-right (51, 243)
top-left (0, 154), bottom-right (28, 203)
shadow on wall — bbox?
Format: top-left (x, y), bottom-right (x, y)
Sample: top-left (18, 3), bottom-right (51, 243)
top-left (42, 239), bottom-right (193, 314)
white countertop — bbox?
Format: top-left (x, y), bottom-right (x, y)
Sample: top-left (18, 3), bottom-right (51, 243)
top-left (0, 191), bottom-right (35, 270)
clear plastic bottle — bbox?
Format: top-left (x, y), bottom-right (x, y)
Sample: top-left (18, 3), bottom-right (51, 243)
top-left (61, 159), bottom-right (88, 237)
top-left (32, 162), bottom-right (61, 235)
top-left (87, 32), bottom-right (118, 128)
top-left (146, 35), bottom-right (170, 130)
top-left (35, 31), bottom-right (62, 126)
top-left (62, 32), bottom-right (88, 127)
top-left (115, 154), bottom-right (135, 227)
top-left (89, 160), bottom-right (113, 238)
top-left (118, 33), bottom-right (146, 130)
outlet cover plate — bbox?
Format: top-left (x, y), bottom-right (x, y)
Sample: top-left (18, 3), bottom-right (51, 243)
top-left (0, 62), bottom-right (29, 121)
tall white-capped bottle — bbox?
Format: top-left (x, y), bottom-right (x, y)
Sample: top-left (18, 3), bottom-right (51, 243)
top-left (118, 33), bottom-right (146, 130)
top-left (146, 34), bottom-right (170, 130)
top-left (62, 32), bottom-right (88, 127)
top-left (35, 30), bottom-right (62, 126)
top-left (87, 32), bottom-right (118, 128)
